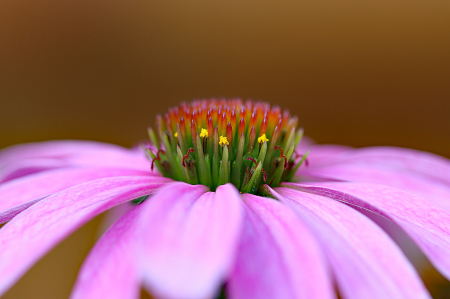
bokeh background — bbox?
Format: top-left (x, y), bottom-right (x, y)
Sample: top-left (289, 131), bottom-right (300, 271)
top-left (1, 0), bottom-right (450, 298)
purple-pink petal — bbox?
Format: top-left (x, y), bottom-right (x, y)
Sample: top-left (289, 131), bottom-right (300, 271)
top-left (301, 146), bottom-right (450, 185)
top-left (300, 163), bottom-right (450, 212)
top-left (0, 153), bottom-right (151, 183)
top-left (138, 183), bottom-right (242, 299)
top-left (0, 176), bottom-right (169, 296)
top-left (0, 140), bottom-right (134, 167)
top-left (0, 198), bottom-right (43, 224)
top-left (273, 187), bottom-right (431, 299)
top-left (0, 141), bottom-right (152, 182)
top-left (67, 149), bottom-right (151, 171)
top-left (0, 167), bottom-right (152, 224)
top-left (299, 144), bottom-right (352, 167)
top-left (0, 158), bottom-right (69, 183)
top-left (342, 147), bottom-right (450, 184)
top-left (227, 194), bottom-right (334, 299)
top-left (283, 182), bottom-right (450, 281)
top-left (70, 206), bottom-right (143, 299)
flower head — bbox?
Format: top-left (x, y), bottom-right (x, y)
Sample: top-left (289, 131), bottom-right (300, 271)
top-left (147, 99), bottom-right (303, 194)
top-left (0, 98), bottom-right (450, 299)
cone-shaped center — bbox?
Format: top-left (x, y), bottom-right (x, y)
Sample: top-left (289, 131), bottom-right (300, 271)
top-left (146, 99), bottom-right (308, 194)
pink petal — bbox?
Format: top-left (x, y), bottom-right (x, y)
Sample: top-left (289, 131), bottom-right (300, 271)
top-left (0, 176), bottom-right (169, 296)
top-left (301, 146), bottom-right (450, 185)
top-left (0, 167), bottom-right (151, 224)
top-left (300, 164), bottom-right (450, 212)
top-left (273, 187), bottom-right (430, 299)
top-left (355, 206), bottom-right (428, 270)
top-left (0, 198), bottom-right (43, 224)
top-left (69, 149), bottom-right (151, 171)
top-left (283, 182), bottom-right (450, 281)
top-left (341, 147), bottom-right (450, 183)
top-left (0, 140), bottom-right (132, 167)
top-left (227, 194), bottom-right (334, 299)
top-left (138, 183), bottom-right (243, 299)
top-left (70, 206), bottom-right (143, 299)
top-left (299, 144), bottom-right (352, 167)
top-left (0, 158), bottom-right (69, 183)
top-left (0, 149), bottom-right (151, 183)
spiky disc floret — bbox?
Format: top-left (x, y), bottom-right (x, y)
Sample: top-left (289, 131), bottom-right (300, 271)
top-left (147, 99), bottom-right (308, 194)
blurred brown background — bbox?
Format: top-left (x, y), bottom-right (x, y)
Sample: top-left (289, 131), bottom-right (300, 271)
top-left (1, 0), bottom-right (449, 298)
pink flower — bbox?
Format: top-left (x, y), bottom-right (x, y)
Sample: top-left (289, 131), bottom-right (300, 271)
top-left (1, 99), bottom-right (450, 299)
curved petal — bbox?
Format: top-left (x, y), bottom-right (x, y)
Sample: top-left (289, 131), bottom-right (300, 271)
top-left (139, 183), bottom-right (242, 299)
top-left (272, 187), bottom-right (430, 299)
top-left (0, 149), bottom-right (151, 183)
top-left (301, 146), bottom-right (450, 185)
top-left (68, 150), bottom-right (150, 171)
top-left (300, 164), bottom-right (450, 212)
top-left (0, 176), bottom-right (170, 296)
top-left (0, 158), bottom-right (69, 182)
top-left (0, 198), bottom-right (44, 224)
top-left (355, 205), bottom-right (429, 270)
top-left (0, 167), bottom-right (152, 223)
top-left (0, 140), bottom-right (131, 167)
top-left (343, 147), bottom-right (450, 183)
top-left (227, 194), bottom-right (334, 299)
top-left (300, 144), bottom-right (353, 167)
top-left (70, 206), bottom-right (143, 299)
top-left (283, 182), bottom-right (450, 281)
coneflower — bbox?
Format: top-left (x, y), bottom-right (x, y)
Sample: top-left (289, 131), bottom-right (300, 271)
top-left (0, 99), bottom-right (449, 299)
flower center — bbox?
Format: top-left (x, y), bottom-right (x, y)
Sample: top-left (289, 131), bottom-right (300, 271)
top-left (146, 99), bottom-right (308, 194)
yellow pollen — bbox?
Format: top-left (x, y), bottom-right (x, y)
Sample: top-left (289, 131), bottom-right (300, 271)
top-left (219, 136), bottom-right (229, 146)
top-left (200, 128), bottom-right (209, 138)
top-left (258, 134), bottom-right (269, 144)
top-left (174, 132), bottom-right (178, 138)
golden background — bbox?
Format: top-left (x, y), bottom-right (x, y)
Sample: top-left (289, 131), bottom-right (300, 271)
top-left (1, 0), bottom-right (449, 298)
